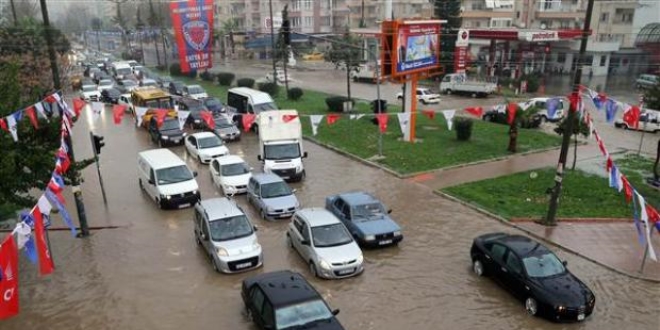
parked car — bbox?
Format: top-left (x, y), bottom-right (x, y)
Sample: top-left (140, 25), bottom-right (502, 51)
top-left (614, 110), bottom-right (660, 132)
top-left (148, 116), bottom-right (185, 147)
top-left (396, 87), bottom-right (441, 105)
top-left (519, 97), bottom-right (566, 123)
top-left (470, 232), bottom-right (595, 322)
top-left (169, 81), bottom-right (186, 96)
top-left (635, 74), bottom-right (659, 90)
top-left (79, 84), bottom-right (101, 102)
top-left (140, 78), bottom-right (158, 88)
top-left (202, 97), bottom-right (225, 115)
top-left (194, 198), bottom-right (262, 273)
top-left (97, 79), bottom-right (114, 91)
top-left (175, 97), bottom-right (208, 129)
top-left (247, 173), bottom-right (300, 220)
top-left (204, 114), bottom-right (241, 142)
top-left (100, 88), bottom-right (122, 104)
top-left (482, 104), bottom-right (543, 129)
top-left (325, 191), bottom-right (402, 247)
top-left (241, 270), bottom-right (344, 330)
top-left (157, 76), bottom-right (174, 89)
top-left (184, 132), bottom-right (229, 164)
top-left (117, 79), bottom-right (138, 93)
top-left (210, 155), bottom-right (252, 195)
top-left (287, 208), bottom-right (364, 279)
top-left (183, 84), bottom-right (208, 100)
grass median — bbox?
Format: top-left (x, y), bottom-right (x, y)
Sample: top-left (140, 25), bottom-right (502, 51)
top-left (441, 154), bottom-right (659, 219)
top-left (160, 71), bottom-right (562, 175)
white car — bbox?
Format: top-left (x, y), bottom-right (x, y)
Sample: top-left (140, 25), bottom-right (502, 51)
top-left (286, 208), bottom-right (364, 279)
top-left (519, 97), bottom-right (566, 122)
top-left (80, 84), bottom-right (101, 102)
top-left (210, 155), bottom-right (252, 196)
top-left (183, 84), bottom-right (208, 100)
top-left (184, 132), bottom-right (229, 164)
top-left (97, 79), bottom-right (114, 92)
top-left (396, 87), bottom-right (441, 104)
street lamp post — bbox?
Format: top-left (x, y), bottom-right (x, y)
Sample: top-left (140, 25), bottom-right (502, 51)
top-left (268, 0), bottom-right (278, 84)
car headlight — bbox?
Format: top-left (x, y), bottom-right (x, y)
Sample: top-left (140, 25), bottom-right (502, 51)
top-left (165, 195), bottom-right (172, 200)
top-left (393, 231), bottom-right (402, 236)
top-left (266, 206), bottom-right (274, 212)
top-left (556, 305), bottom-right (566, 313)
top-left (192, 190), bottom-right (198, 195)
top-left (365, 235), bottom-right (375, 241)
top-left (182, 132), bottom-right (188, 137)
top-left (223, 185), bottom-right (235, 193)
top-left (319, 259), bottom-right (331, 271)
top-left (356, 254), bottom-right (364, 264)
top-left (216, 247), bottom-right (229, 257)
top-left (161, 135), bottom-right (169, 140)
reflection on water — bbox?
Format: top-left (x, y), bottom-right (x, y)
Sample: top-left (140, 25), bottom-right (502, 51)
top-left (4, 110), bottom-right (659, 330)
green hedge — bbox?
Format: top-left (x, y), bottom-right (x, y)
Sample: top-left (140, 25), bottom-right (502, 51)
top-left (455, 117), bottom-right (473, 141)
top-left (257, 82), bottom-right (279, 97)
top-left (217, 72), bottom-right (235, 86)
top-left (287, 87), bottom-right (304, 101)
top-left (325, 96), bottom-right (354, 112)
top-left (237, 78), bottom-right (255, 88)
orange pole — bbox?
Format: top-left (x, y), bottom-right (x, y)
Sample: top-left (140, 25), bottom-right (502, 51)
top-left (410, 75), bottom-right (417, 142)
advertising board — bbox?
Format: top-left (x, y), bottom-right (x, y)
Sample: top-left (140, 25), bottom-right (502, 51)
top-left (393, 21), bottom-right (442, 76)
top-left (170, 0), bottom-right (214, 73)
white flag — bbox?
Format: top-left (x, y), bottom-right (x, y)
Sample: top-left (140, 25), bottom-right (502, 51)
top-left (34, 102), bottom-right (48, 120)
top-left (60, 99), bottom-right (75, 119)
top-left (178, 110), bottom-right (190, 130)
top-left (135, 107), bottom-right (148, 127)
top-left (6, 114), bottom-right (18, 142)
top-left (442, 110), bottom-right (456, 131)
top-left (38, 194), bottom-right (53, 216)
top-left (310, 115), bottom-right (324, 136)
top-left (14, 222), bottom-right (32, 250)
top-left (397, 112), bottom-right (410, 136)
top-left (91, 102), bottom-right (104, 121)
top-left (349, 114), bottom-right (365, 120)
top-left (637, 192), bottom-right (658, 261)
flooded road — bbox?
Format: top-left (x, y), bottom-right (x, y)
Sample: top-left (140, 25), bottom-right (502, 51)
top-left (4, 107), bottom-right (659, 330)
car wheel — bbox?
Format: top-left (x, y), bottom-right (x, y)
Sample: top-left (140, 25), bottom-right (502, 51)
top-left (158, 139), bottom-right (163, 147)
top-left (211, 257), bottom-right (221, 273)
top-left (197, 156), bottom-right (202, 163)
top-left (195, 233), bottom-right (201, 246)
top-left (623, 125), bottom-right (629, 130)
top-left (286, 234), bottom-right (293, 248)
top-left (471, 92), bottom-right (478, 98)
top-left (138, 179), bottom-right (143, 190)
top-left (445, 89), bottom-right (452, 95)
top-left (473, 259), bottom-right (485, 277)
top-left (421, 100), bottom-right (427, 105)
top-left (397, 95), bottom-right (402, 100)
top-left (244, 306), bottom-right (253, 321)
top-left (309, 262), bottom-right (318, 278)
top-left (525, 297), bottom-right (538, 316)
top-left (260, 209), bottom-right (267, 220)
top-left (156, 198), bottom-right (163, 209)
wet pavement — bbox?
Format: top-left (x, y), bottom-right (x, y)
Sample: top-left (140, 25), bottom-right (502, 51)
top-left (4, 106), bottom-right (660, 329)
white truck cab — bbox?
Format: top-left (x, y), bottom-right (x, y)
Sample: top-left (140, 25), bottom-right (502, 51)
top-left (256, 110), bottom-right (307, 182)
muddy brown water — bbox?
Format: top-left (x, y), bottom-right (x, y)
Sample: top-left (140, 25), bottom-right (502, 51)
top-left (4, 110), bottom-right (659, 330)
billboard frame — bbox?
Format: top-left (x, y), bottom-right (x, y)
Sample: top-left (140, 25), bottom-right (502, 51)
top-left (381, 19), bottom-right (445, 80)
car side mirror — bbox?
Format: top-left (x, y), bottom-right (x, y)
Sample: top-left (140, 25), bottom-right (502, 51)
top-left (292, 188), bottom-right (297, 193)
top-left (562, 260), bottom-right (568, 267)
top-left (148, 179), bottom-right (155, 185)
top-left (201, 233), bottom-right (208, 241)
top-left (193, 171), bottom-right (198, 177)
top-left (257, 155), bottom-right (262, 161)
top-left (253, 225), bottom-right (258, 231)
top-left (387, 209), bottom-right (392, 214)
top-left (332, 309), bottom-right (340, 316)
top-left (301, 240), bottom-right (310, 246)
top-left (303, 151), bottom-right (308, 158)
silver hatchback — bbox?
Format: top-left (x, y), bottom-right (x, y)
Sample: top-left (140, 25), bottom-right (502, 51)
top-left (247, 173), bottom-right (300, 220)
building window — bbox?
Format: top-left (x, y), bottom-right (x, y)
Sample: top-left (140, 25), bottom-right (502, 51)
top-left (291, 17), bottom-right (301, 28)
top-left (291, 1), bottom-right (300, 11)
top-left (600, 13), bottom-right (609, 22)
top-left (516, 11), bottom-right (520, 19)
top-left (614, 8), bottom-right (634, 24)
top-left (303, 0), bottom-right (312, 10)
top-left (584, 55), bottom-right (594, 66)
top-left (600, 56), bottom-right (607, 67)
top-left (304, 16), bottom-right (313, 27)
top-left (559, 20), bottom-right (571, 28)
top-left (475, 21), bottom-right (481, 28)
top-left (557, 52), bottom-right (566, 63)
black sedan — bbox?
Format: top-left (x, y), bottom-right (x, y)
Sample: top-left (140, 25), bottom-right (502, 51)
top-left (101, 88), bottom-right (122, 104)
top-left (202, 97), bottom-right (225, 115)
top-left (470, 232), bottom-right (595, 322)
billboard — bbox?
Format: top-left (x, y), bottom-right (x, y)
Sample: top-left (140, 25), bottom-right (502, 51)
top-left (170, 0), bottom-right (214, 73)
top-left (394, 21), bottom-right (441, 76)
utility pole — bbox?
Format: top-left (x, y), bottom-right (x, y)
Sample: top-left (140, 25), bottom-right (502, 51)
top-left (10, 0), bottom-right (18, 24)
top-left (162, 28), bottom-right (168, 69)
top-left (268, 0), bottom-right (277, 85)
top-left (39, 0), bottom-right (91, 237)
top-left (544, 0), bottom-right (596, 226)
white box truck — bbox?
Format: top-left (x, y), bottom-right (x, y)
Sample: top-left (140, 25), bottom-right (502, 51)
top-left (257, 110), bottom-right (308, 182)
top-left (439, 73), bottom-right (497, 98)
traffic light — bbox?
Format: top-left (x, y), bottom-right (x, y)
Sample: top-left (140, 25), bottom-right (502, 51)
top-left (281, 19), bottom-right (291, 46)
top-left (92, 134), bottom-right (105, 155)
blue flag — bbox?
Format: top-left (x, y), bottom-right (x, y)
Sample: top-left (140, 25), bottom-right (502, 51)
top-left (592, 97), bottom-right (602, 111)
top-left (23, 237), bottom-right (38, 264)
top-left (12, 110), bottom-right (23, 123)
top-left (546, 98), bottom-right (560, 120)
top-left (46, 190), bottom-right (78, 237)
top-left (605, 100), bottom-right (618, 124)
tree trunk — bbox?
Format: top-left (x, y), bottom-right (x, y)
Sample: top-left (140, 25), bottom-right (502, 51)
top-left (654, 139), bottom-right (660, 181)
top-left (154, 31), bottom-right (161, 66)
top-left (507, 123), bottom-right (518, 153)
top-left (346, 62), bottom-right (351, 101)
top-left (572, 133), bottom-right (578, 170)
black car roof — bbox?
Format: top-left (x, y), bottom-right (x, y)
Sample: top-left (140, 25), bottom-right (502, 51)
top-left (245, 271), bottom-right (321, 308)
top-left (492, 234), bottom-right (550, 258)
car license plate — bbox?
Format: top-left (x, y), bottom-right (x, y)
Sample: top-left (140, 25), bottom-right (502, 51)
top-left (338, 268), bottom-right (354, 275)
top-left (235, 262), bottom-right (252, 269)
top-left (178, 203), bottom-right (190, 209)
top-left (172, 138), bottom-right (181, 143)
top-left (577, 313), bottom-right (585, 321)
top-left (278, 213), bottom-right (290, 218)
top-left (379, 239), bottom-right (393, 245)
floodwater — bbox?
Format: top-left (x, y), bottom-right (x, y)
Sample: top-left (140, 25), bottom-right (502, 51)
top-left (4, 107), bottom-right (658, 330)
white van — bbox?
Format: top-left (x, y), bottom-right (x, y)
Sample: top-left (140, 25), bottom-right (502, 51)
top-left (226, 87), bottom-right (278, 130)
top-left (138, 148), bottom-right (200, 209)
top-left (111, 62), bottom-right (133, 80)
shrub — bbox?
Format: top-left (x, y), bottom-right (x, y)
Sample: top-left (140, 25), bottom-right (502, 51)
top-left (257, 82), bottom-right (279, 97)
top-left (200, 71), bottom-right (215, 82)
top-left (325, 96), bottom-right (354, 112)
top-left (237, 78), bottom-right (255, 88)
top-left (455, 117), bottom-right (473, 141)
top-left (521, 75), bottom-right (540, 93)
top-left (155, 64), bottom-right (167, 71)
top-left (287, 87), bottom-right (303, 101)
top-left (217, 72), bottom-right (235, 86)
top-left (169, 63), bottom-right (182, 76)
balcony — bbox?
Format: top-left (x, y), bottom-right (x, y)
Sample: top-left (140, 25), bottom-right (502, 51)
top-left (536, 2), bottom-right (585, 19)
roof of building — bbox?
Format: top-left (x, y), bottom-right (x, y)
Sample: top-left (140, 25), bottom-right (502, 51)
top-left (636, 23), bottom-right (660, 47)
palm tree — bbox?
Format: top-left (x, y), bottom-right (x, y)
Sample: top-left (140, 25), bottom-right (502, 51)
top-left (654, 140), bottom-right (659, 182)
top-left (506, 103), bottom-right (540, 153)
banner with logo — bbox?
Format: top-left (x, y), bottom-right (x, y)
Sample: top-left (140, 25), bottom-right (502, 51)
top-left (170, 0), bottom-right (214, 73)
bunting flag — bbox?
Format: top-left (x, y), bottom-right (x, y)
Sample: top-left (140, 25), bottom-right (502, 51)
top-left (326, 114), bottom-right (340, 125)
top-left (91, 102), bottom-right (104, 120)
top-left (376, 113), bottom-right (388, 133)
top-left (310, 115), bottom-right (324, 136)
top-left (135, 107), bottom-right (148, 127)
top-left (55, 148), bottom-right (71, 174)
top-left (606, 157), bottom-right (613, 173)
top-left (0, 118), bottom-right (6, 132)
top-left (32, 207), bottom-right (55, 275)
top-left (609, 164), bottom-right (622, 191)
top-left (442, 110), bottom-right (455, 130)
top-left (34, 102), bottom-right (48, 120)
top-left (396, 112), bottom-right (410, 136)
top-left (45, 190), bottom-right (77, 237)
top-left (622, 104), bottom-right (640, 129)
top-left (6, 113), bottom-right (18, 142)
top-left (282, 114), bottom-right (298, 123)
top-left (621, 175), bottom-right (633, 203)
top-left (546, 98), bottom-right (560, 120)
top-left (25, 106), bottom-right (39, 129)
top-left (605, 99), bottom-right (618, 124)
top-left (177, 110), bottom-right (190, 130)
top-left (112, 104), bottom-right (127, 124)
top-left (242, 114), bottom-right (256, 132)
top-left (584, 112), bottom-right (593, 140)
top-left (154, 109), bottom-right (168, 128)
top-left (464, 106), bottom-right (483, 118)
top-left (636, 192), bottom-right (658, 261)
top-left (61, 111), bottom-right (73, 137)
top-left (597, 139), bottom-right (608, 157)
top-left (47, 173), bottom-right (66, 204)
top-left (349, 114), bottom-right (364, 120)
top-left (0, 235), bottom-right (19, 320)
top-left (646, 205), bottom-right (660, 233)
top-left (507, 103), bottom-right (518, 125)
top-left (200, 111), bottom-right (214, 129)
top-left (422, 110), bottom-right (435, 120)
top-left (73, 99), bottom-right (86, 117)
top-left (19, 213), bottom-right (38, 265)
top-left (14, 222), bottom-right (31, 250)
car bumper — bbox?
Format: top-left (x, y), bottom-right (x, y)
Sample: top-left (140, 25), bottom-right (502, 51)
top-left (200, 153), bottom-right (228, 164)
top-left (360, 234), bottom-right (403, 248)
top-left (222, 184), bottom-right (248, 195)
top-left (265, 208), bottom-right (298, 220)
top-left (219, 132), bottom-right (241, 142)
top-left (159, 192), bottom-right (200, 209)
top-left (424, 98), bottom-right (441, 104)
top-left (215, 251), bottom-right (263, 273)
top-left (551, 305), bottom-right (594, 322)
top-left (270, 168), bottom-right (304, 181)
top-left (317, 262), bottom-right (364, 279)
top-left (161, 136), bottom-right (184, 146)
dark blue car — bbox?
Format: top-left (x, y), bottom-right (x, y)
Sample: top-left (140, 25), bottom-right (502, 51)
top-left (325, 191), bottom-right (403, 247)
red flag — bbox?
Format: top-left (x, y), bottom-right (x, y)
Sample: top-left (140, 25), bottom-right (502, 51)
top-left (464, 107), bottom-right (483, 118)
top-left (200, 111), bottom-right (214, 129)
top-left (0, 117), bottom-right (7, 132)
top-left (597, 140), bottom-right (607, 156)
top-left (242, 114), bottom-right (256, 132)
top-left (44, 94), bottom-right (57, 104)
top-left (647, 205), bottom-right (660, 225)
top-left (376, 113), bottom-right (388, 133)
top-left (507, 103), bottom-right (518, 125)
top-left (47, 177), bottom-right (66, 204)
top-left (155, 109), bottom-right (168, 128)
top-left (622, 105), bottom-right (640, 129)
top-left (326, 114), bottom-right (340, 125)
top-left (57, 148), bottom-right (70, 174)
top-left (606, 157), bottom-right (613, 173)
top-left (422, 110), bottom-right (435, 120)
top-left (73, 99), bottom-right (86, 117)
top-left (112, 104), bottom-right (127, 124)
top-left (568, 92), bottom-right (580, 112)
top-left (282, 114), bottom-right (298, 123)
top-left (25, 106), bottom-right (39, 129)
top-left (32, 208), bottom-right (55, 275)
top-left (598, 92), bottom-right (608, 104)
top-left (621, 175), bottom-right (633, 203)
top-left (0, 235), bottom-right (19, 320)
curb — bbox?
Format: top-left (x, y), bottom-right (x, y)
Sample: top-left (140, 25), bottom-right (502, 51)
top-left (510, 217), bottom-right (632, 223)
top-left (435, 190), bottom-right (660, 283)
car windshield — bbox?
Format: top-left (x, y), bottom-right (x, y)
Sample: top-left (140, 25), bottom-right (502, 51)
top-left (214, 116), bottom-right (233, 128)
top-left (116, 68), bottom-right (131, 76)
top-left (188, 86), bottom-right (204, 94)
top-left (160, 119), bottom-right (180, 131)
top-left (523, 252), bottom-right (566, 278)
top-left (82, 86), bottom-right (96, 92)
top-left (275, 299), bottom-right (333, 329)
top-left (122, 80), bottom-right (137, 87)
top-left (206, 98), bottom-right (222, 107)
top-left (100, 80), bottom-right (112, 86)
top-left (156, 165), bottom-right (192, 185)
top-left (188, 104), bottom-right (206, 112)
top-left (264, 143), bottom-right (300, 160)
top-left (208, 215), bottom-right (253, 241)
top-left (198, 136), bottom-right (223, 149)
top-left (252, 102), bottom-right (278, 114)
top-left (145, 98), bottom-right (172, 109)
top-left (260, 182), bottom-right (292, 199)
top-left (351, 202), bottom-right (386, 221)
top-left (221, 162), bottom-right (249, 176)
top-left (312, 223), bottom-right (353, 248)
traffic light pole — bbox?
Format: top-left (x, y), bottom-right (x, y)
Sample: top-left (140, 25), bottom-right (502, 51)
top-left (90, 132), bottom-right (108, 206)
